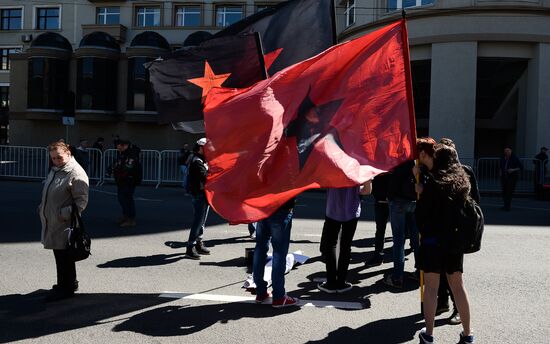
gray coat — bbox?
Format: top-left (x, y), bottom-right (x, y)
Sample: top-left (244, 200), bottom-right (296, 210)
top-left (39, 157), bottom-right (89, 250)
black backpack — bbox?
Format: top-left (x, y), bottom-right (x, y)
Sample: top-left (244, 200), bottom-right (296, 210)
top-left (450, 197), bottom-right (484, 254)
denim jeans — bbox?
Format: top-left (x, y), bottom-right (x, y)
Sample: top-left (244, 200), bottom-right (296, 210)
top-left (117, 184), bottom-right (136, 219)
top-left (187, 194), bottom-right (210, 247)
top-left (389, 199), bottom-right (419, 281)
top-left (253, 208), bottom-right (293, 300)
top-left (180, 165), bottom-right (188, 189)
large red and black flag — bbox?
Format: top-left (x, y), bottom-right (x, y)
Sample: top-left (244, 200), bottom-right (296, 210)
top-left (147, 34), bottom-right (266, 133)
top-left (214, 0), bottom-right (336, 75)
top-left (203, 20), bottom-right (417, 224)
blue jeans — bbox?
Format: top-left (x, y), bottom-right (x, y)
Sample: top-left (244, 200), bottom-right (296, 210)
top-left (389, 199), bottom-right (419, 281)
top-left (253, 208), bottom-right (293, 300)
top-left (187, 194), bottom-right (210, 247)
top-left (117, 184), bottom-right (136, 219)
top-left (180, 165), bottom-right (188, 189)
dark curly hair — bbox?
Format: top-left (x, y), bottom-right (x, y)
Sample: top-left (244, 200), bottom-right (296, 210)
top-left (433, 144), bottom-right (470, 201)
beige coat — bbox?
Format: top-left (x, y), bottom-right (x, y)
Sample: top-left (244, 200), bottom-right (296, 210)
top-left (39, 157), bottom-right (89, 250)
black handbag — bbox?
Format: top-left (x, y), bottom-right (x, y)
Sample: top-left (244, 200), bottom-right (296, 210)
top-left (68, 203), bottom-right (91, 261)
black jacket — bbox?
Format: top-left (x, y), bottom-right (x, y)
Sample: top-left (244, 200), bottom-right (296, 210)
top-left (113, 145), bottom-right (142, 185)
top-left (388, 160), bottom-right (416, 201)
top-left (462, 165), bottom-right (480, 203)
top-left (372, 173), bottom-right (390, 202)
top-left (188, 153), bottom-right (208, 196)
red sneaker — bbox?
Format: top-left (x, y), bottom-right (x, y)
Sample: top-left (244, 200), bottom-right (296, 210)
top-left (255, 292), bottom-right (271, 304)
top-left (272, 295), bottom-right (299, 309)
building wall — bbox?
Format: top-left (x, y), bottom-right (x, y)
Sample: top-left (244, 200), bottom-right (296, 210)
top-left (338, 0), bottom-right (550, 158)
top-left (3, 0), bottom-right (550, 157)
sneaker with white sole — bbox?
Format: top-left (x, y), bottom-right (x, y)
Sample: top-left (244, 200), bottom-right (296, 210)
top-left (418, 328), bottom-right (434, 344)
top-left (318, 282), bottom-right (338, 294)
top-left (255, 291), bottom-right (271, 304)
top-left (272, 295), bottom-right (299, 308)
top-left (336, 281), bottom-right (353, 293)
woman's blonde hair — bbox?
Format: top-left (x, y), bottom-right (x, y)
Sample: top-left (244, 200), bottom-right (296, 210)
top-left (48, 141), bottom-right (71, 153)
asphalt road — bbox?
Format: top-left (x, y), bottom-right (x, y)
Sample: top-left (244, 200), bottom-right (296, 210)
top-left (0, 180), bottom-right (549, 344)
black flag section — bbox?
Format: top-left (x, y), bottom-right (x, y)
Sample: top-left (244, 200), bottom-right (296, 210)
top-left (214, 0), bottom-right (336, 75)
top-left (147, 33), bottom-right (266, 133)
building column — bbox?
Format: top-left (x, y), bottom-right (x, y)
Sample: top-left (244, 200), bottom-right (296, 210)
top-left (429, 42), bottom-right (477, 158)
top-left (524, 43), bottom-right (550, 157)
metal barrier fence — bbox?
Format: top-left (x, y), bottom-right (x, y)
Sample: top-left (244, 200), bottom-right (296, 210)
top-left (0, 145), bottom-right (49, 179)
top-left (0, 145), bottom-right (547, 193)
top-left (160, 150), bottom-right (183, 185)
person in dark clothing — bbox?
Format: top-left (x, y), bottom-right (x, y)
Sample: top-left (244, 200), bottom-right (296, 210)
top-left (91, 137), bottom-right (105, 178)
top-left (75, 139), bottom-right (90, 173)
top-left (533, 146), bottom-right (548, 199)
top-left (415, 144), bottom-right (475, 344)
top-left (500, 147), bottom-right (523, 211)
top-left (113, 139), bottom-right (142, 227)
top-left (365, 173), bottom-right (391, 267)
top-left (383, 140), bottom-right (425, 288)
top-left (186, 138), bottom-right (211, 259)
top-left (437, 138), bottom-right (481, 325)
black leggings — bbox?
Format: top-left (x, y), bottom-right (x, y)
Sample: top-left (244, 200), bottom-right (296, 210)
top-left (320, 216), bottom-right (358, 285)
top-left (53, 249), bottom-right (76, 290)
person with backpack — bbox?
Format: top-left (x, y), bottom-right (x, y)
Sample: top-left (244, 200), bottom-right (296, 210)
top-left (415, 144), bottom-right (475, 344)
top-left (113, 139), bottom-right (142, 228)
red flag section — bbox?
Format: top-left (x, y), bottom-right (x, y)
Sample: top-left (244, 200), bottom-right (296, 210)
top-left (203, 20), bottom-right (416, 224)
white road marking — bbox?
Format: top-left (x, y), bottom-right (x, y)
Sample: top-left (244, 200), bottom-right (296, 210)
top-left (90, 188), bottom-right (163, 202)
top-left (159, 292), bottom-right (364, 310)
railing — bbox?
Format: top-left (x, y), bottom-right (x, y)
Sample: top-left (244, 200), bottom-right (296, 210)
top-left (0, 145), bottom-right (547, 194)
top-left (0, 145), bottom-right (49, 180)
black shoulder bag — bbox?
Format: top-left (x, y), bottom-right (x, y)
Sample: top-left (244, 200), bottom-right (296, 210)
top-left (68, 203), bottom-right (92, 261)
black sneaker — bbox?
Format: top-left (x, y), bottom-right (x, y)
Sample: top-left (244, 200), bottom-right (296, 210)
top-left (382, 274), bottom-right (403, 288)
top-left (336, 281), bottom-right (353, 293)
top-left (457, 331), bottom-right (474, 343)
top-left (52, 280), bottom-right (79, 293)
top-left (318, 282), bottom-right (338, 294)
top-left (186, 246), bottom-right (201, 260)
top-left (365, 253), bottom-right (384, 267)
top-left (195, 241), bottom-right (211, 255)
top-left (418, 328), bottom-right (433, 344)
top-left (448, 309), bottom-right (462, 325)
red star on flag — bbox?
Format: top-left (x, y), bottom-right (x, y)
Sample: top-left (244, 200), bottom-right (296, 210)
top-left (188, 61), bottom-right (231, 101)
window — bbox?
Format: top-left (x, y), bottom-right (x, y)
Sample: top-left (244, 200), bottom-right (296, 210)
top-left (345, 0), bottom-right (355, 27)
top-left (127, 57), bottom-right (156, 111)
top-left (1, 48), bottom-right (21, 71)
top-left (135, 6), bottom-right (160, 27)
top-left (0, 86), bottom-right (8, 111)
top-left (1, 8), bottom-right (22, 30)
top-left (216, 6), bottom-right (243, 27)
top-left (175, 5), bottom-right (201, 26)
top-left (77, 57), bottom-right (118, 111)
top-left (387, 0), bottom-right (433, 11)
top-left (36, 7), bottom-right (60, 30)
top-left (27, 57), bottom-right (69, 109)
top-left (97, 7), bottom-right (120, 25)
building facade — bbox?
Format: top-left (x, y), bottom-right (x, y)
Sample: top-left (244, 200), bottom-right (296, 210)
top-left (2, 0), bottom-right (549, 157)
top-left (2, 0), bottom-right (284, 149)
top-left (336, 0), bottom-right (550, 158)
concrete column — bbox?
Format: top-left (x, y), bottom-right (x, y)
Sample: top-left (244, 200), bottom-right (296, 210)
top-left (524, 43), bottom-right (550, 157)
top-left (429, 42), bottom-right (477, 158)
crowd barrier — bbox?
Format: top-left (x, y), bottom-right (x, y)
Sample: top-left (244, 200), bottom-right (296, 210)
top-left (0, 145), bottom-right (547, 193)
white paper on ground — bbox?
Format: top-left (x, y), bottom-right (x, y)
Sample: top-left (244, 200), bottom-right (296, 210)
top-left (242, 251), bottom-right (309, 289)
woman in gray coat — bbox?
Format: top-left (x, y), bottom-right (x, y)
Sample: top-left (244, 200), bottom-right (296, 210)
top-left (39, 141), bottom-right (89, 300)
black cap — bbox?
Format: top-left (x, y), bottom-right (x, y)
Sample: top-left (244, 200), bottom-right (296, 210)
top-left (116, 139), bottom-right (131, 146)
top-left (542, 146), bottom-right (548, 151)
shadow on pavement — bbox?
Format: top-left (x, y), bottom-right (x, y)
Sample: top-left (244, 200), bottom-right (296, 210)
top-left (97, 253), bottom-right (186, 268)
top-left (112, 301), bottom-right (300, 337)
top-left (306, 313), bottom-right (425, 344)
top-left (0, 291), bottom-right (173, 343)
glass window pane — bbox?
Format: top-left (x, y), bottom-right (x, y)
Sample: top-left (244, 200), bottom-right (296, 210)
top-left (387, 0), bottom-right (398, 11)
top-left (421, 0), bottom-right (434, 5)
top-left (186, 13), bottom-right (201, 26)
top-left (404, 0), bottom-right (416, 8)
top-left (105, 14), bottom-right (119, 25)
